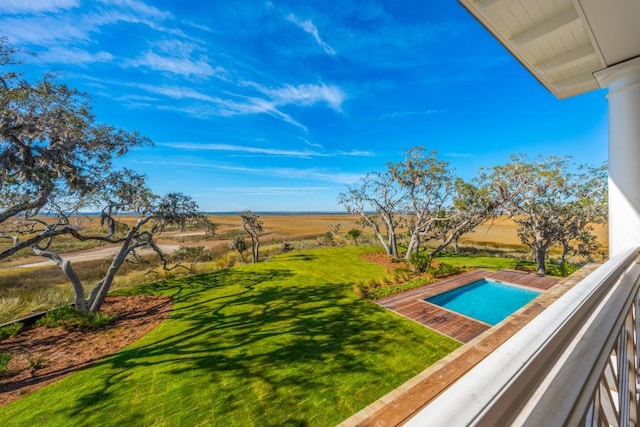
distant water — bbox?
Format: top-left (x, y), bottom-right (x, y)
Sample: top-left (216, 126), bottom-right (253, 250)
top-left (53, 211), bottom-right (351, 216)
top-left (205, 211), bottom-right (349, 216)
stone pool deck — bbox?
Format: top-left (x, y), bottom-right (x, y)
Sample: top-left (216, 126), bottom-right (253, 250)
top-left (338, 265), bottom-right (599, 427)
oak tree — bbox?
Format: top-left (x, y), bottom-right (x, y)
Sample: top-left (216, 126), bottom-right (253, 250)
top-left (0, 39), bottom-right (213, 312)
top-left (338, 171), bottom-right (402, 257)
top-left (488, 155), bottom-right (606, 275)
top-left (240, 210), bottom-right (263, 263)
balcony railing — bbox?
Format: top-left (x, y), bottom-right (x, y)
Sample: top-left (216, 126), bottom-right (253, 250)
top-left (405, 246), bottom-right (640, 426)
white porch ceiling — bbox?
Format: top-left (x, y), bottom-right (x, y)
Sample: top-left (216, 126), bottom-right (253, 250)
top-left (459, 0), bottom-right (640, 99)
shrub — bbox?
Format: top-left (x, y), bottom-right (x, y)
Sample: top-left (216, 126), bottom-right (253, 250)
top-left (27, 355), bottom-right (48, 372)
top-left (358, 277), bottom-right (434, 300)
top-left (0, 322), bottom-right (23, 341)
top-left (0, 353), bottom-right (12, 376)
top-left (36, 306), bottom-right (115, 332)
top-left (171, 246), bottom-right (214, 264)
top-left (392, 266), bottom-right (412, 283)
top-left (428, 262), bottom-right (462, 278)
top-left (548, 263), bottom-right (581, 277)
top-left (409, 251), bottom-right (432, 274)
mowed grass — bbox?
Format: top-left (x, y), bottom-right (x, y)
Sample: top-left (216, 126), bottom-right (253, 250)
top-left (436, 252), bottom-right (536, 270)
top-left (0, 246), bottom-right (460, 426)
top-left (435, 252), bottom-right (581, 276)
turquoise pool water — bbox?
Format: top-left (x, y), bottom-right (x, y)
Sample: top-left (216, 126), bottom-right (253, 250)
top-left (425, 279), bottom-right (542, 325)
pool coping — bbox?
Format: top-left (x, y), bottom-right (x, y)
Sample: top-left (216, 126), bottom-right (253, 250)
top-left (376, 269), bottom-right (559, 343)
top-left (338, 264), bottom-right (599, 427)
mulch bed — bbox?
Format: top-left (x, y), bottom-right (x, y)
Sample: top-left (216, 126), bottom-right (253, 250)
top-left (361, 252), bottom-right (409, 272)
top-left (0, 295), bottom-right (172, 406)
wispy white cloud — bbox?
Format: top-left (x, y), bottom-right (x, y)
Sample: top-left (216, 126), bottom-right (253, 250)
top-left (286, 13), bottom-right (336, 56)
top-left (128, 51), bottom-right (220, 78)
top-left (136, 160), bottom-right (363, 185)
top-left (126, 38), bottom-right (225, 78)
top-left (1, 0), bottom-right (185, 51)
top-left (1, 16), bottom-right (90, 45)
top-left (161, 143), bottom-right (326, 158)
top-left (96, 0), bottom-right (171, 20)
top-left (217, 97), bottom-right (308, 130)
top-left (198, 186), bottom-right (330, 197)
top-left (304, 140), bottom-right (323, 148)
top-left (257, 83), bottom-right (345, 111)
top-left (159, 142), bottom-right (375, 159)
top-left (0, 0), bottom-right (79, 14)
top-left (132, 83), bottom-right (218, 102)
top-left (336, 150), bottom-right (376, 157)
top-left (131, 80), bottom-right (344, 130)
top-left (380, 109), bottom-right (448, 119)
top-left (217, 165), bottom-right (362, 185)
top-left (39, 46), bottom-right (114, 65)
top-left (443, 152), bottom-right (472, 158)
top-left (114, 82), bottom-right (306, 128)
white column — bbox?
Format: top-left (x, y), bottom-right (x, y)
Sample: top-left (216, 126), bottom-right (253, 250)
top-left (595, 57), bottom-right (640, 257)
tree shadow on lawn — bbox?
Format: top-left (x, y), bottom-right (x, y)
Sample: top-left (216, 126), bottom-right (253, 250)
top-left (61, 266), bottom-right (422, 424)
top-left (276, 253), bottom-right (318, 262)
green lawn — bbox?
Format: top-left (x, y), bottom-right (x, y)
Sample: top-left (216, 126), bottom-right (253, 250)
top-left (435, 252), bottom-right (576, 276)
top-left (0, 246), bottom-right (459, 426)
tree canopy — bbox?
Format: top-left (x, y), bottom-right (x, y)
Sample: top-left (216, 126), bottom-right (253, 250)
top-left (339, 147), bottom-right (496, 259)
top-left (0, 37), bottom-right (150, 258)
top-left (0, 38), bottom-right (212, 312)
top-left (486, 154), bottom-right (607, 275)
top-left (339, 148), bottom-right (606, 275)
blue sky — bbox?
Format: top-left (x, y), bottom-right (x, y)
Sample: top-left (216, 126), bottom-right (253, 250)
top-left (1, 0), bottom-right (608, 212)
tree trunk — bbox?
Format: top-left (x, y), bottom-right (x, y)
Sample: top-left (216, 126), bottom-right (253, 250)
top-left (453, 235), bottom-right (460, 253)
top-left (535, 246), bottom-right (547, 276)
top-left (406, 231), bottom-right (427, 260)
top-left (388, 229), bottom-right (398, 258)
top-left (384, 224), bottom-right (398, 257)
top-left (249, 234), bottom-right (259, 263)
top-left (88, 242), bottom-right (132, 312)
top-left (561, 242), bottom-right (569, 264)
top-left (366, 218), bottom-right (391, 256)
top-left (254, 240), bottom-right (259, 263)
top-left (32, 245), bottom-right (88, 312)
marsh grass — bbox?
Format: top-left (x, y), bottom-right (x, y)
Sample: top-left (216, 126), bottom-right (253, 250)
top-left (0, 256), bottom-right (164, 322)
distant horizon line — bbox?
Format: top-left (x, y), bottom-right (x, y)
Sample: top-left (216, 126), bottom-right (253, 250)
top-left (60, 210), bottom-right (354, 216)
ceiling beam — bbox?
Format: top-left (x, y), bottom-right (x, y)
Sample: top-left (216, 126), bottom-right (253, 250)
top-left (473, 0), bottom-right (502, 9)
top-left (552, 71), bottom-right (598, 97)
top-left (537, 44), bottom-right (598, 75)
top-left (510, 8), bottom-right (581, 47)
top-left (474, 0), bottom-right (522, 11)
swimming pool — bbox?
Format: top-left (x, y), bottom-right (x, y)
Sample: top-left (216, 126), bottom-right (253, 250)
top-left (425, 279), bottom-right (542, 325)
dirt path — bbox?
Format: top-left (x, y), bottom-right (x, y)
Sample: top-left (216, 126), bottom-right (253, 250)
top-left (0, 244), bottom-right (181, 270)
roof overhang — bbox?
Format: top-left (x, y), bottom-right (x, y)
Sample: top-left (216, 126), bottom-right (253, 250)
top-left (458, 0), bottom-right (640, 99)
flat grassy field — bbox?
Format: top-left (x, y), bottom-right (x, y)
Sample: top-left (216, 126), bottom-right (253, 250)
top-left (458, 215), bottom-right (608, 253)
top-left (0, 213), bottom-right (609, 262)
top-left (0, 247), bottom-right (460, 426)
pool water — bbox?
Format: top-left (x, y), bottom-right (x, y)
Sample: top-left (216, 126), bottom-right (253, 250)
top-left (425, 279), bottom-right (542, 325)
